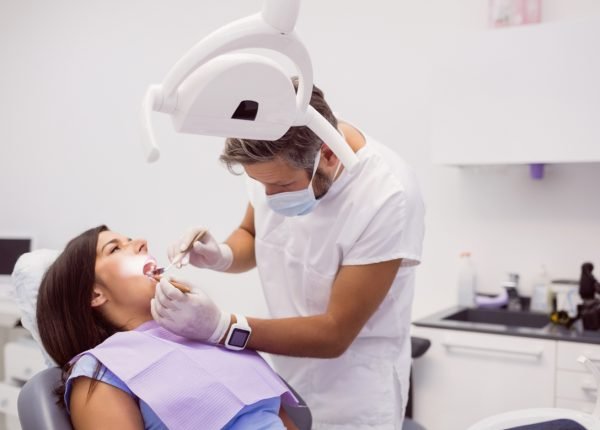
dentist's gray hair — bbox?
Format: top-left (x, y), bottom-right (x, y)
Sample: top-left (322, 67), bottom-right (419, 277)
top-left (220, 77), bottom-right (338, 175)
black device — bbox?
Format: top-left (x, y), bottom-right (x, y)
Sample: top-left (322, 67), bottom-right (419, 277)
top-left (580, 262), bottom-right (600, 300)
top-left (0, 238), bottom-right (32, 276)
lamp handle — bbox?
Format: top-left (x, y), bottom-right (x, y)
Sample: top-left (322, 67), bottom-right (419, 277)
top-left (262, 0), bottom-right (301, 34)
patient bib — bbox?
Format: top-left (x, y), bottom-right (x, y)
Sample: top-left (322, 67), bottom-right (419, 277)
top-left (73, 321), bottom-right (296, 430)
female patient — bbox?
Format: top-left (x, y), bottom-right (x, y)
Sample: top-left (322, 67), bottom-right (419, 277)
top-left (36, 225), bottom-right (298, 430)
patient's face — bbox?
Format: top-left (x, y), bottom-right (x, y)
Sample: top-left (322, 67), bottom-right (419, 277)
top-left (94, 230), bottom-right (156, 312)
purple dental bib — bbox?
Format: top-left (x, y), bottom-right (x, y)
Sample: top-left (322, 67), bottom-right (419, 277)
top-left (72, 321), bottom-right (296, 429)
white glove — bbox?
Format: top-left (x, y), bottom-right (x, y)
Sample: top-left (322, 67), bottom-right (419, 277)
top-left (150, 278), bottom-right (231, 343)
top-left (168, 228), bottom-right (233, 272)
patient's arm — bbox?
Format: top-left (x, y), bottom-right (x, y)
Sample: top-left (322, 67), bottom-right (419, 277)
top-left (70, 377), bottom-right (144, 430)
top-left (279, 406), bottom-right (299, 430)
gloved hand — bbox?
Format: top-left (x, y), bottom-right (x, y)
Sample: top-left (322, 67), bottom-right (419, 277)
top-left (168, 227), bottom-right (233, 272)
top-left (150, 277), bottom-right (231, 343)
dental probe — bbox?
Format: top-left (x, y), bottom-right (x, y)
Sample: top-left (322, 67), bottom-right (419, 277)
top-left (150, 230), bottom-right (207, 277)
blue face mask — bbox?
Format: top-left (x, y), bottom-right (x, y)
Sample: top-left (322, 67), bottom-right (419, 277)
top-left (266, 150), bottom-right (321, 217)
top-left (266, 150), bottom-right (344, 217)
top-left (267, 150), bottom-right (337, 217)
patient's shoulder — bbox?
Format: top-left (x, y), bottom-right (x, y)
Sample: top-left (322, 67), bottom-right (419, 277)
top-left (69, 376), bottom-right (144, 430)
top-left (66, 354), bottom-right (134, 412)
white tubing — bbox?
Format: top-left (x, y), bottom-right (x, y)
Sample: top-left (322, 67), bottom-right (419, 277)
top-left (140, 85), bottom-right (161, 163)
top-left (305, 106), bottom-right (359, 172)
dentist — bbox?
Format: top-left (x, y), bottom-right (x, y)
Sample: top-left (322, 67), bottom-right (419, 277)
top-left (151, 79), bottom-right (425, 429)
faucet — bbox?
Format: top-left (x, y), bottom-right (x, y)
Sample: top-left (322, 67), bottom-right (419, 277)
top-left (503, 273), bottom-right (522, 311)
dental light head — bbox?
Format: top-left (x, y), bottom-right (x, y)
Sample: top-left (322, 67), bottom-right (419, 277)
top-left (140, 0), bottom-right (358, 171)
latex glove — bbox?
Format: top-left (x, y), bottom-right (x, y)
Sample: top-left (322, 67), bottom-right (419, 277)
top-left (168, 228), bottom-right (233, 272)
top-left (150, 278), bottom-right (231, 343)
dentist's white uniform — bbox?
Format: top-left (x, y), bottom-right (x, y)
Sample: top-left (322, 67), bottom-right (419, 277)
top-left (247, 133), bottom-right (425, 429)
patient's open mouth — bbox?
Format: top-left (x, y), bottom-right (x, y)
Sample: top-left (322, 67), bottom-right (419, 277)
top-left (143, 257), bottom-right (158, 277)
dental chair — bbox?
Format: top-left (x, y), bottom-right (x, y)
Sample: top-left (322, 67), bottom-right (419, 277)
top-left (17, 366), bottom-right (312, 430)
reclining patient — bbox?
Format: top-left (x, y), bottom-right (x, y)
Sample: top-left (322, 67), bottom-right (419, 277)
top-left (30, 225), bottom-right (298, 430)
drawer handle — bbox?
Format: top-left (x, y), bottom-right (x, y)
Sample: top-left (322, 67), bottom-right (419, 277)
top-left (442, 341), bottom-right (543, 358)
top-left (0, 399), bottom-right (8, 408)
top-left (581, 379), bottom-right (598, 392)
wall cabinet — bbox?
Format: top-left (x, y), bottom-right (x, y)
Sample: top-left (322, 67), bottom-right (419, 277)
top-left (430, 19), bottom-right (600, 166)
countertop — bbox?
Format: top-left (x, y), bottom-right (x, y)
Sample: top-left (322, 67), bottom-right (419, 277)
top-left (413, 306), bottom-right (600, 345)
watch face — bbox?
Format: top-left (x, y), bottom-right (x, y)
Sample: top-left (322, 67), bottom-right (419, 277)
top-left (229, 328), bottom-right (250, 347)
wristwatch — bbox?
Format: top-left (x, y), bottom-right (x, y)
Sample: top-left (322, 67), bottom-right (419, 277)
top-left (224, 314), bottom-right (252, 351)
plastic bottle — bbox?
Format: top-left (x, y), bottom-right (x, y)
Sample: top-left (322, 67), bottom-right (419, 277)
top-left (530, 265), bottom-right (551, 313)
top-left (457, 252), bottom-right (477, 308)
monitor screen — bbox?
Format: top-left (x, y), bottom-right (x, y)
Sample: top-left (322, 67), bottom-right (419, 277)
top-left (0, 239), bottom-right (32, 275)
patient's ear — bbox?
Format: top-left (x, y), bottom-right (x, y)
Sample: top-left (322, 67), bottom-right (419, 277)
top-left (90, 285), bottom-right (108, 307)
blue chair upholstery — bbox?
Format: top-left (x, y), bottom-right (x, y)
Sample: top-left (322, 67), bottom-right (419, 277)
top-left (18, 367), bottom-right (312, 430)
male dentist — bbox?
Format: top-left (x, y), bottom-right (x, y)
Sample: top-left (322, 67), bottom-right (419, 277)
top-left (151, 79), bottom-right (425, 429)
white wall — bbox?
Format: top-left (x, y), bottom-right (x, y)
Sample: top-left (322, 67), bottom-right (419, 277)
top-left (1, 0), bottom-right (599, 321)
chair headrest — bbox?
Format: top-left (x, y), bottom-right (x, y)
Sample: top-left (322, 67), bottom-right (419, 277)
top-left (12, 249), bottom-right (62, 366)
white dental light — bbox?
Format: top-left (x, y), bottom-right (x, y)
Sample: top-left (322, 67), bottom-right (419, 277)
top-left (140, 0), bottom-right (358, 171)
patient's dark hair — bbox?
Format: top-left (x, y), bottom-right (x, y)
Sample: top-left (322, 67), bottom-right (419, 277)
top-left (37, 225), bottom-right (119, 405)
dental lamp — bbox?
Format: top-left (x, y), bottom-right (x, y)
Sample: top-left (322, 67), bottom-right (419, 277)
top-left (140, 0), bottom-right (359, 171)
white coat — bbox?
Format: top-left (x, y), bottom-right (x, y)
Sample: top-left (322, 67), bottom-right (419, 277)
top-left (247, 132), bottom-right (425, 429)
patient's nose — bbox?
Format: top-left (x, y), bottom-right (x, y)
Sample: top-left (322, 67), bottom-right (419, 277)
top-left (131, 238), bottom-right (148, 254)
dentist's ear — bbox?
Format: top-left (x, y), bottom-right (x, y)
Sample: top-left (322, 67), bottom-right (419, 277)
top-left (91, 286), bottom-right (108, 307)
top-left (321, 145), bottom-right (339, 166)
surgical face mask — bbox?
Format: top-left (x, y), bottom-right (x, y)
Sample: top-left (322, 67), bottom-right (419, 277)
top-left (266, 150), bottom-right (341, 217)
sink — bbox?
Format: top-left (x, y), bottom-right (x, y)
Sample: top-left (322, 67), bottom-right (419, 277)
top-left (443, 308), bottom-right (550, 329)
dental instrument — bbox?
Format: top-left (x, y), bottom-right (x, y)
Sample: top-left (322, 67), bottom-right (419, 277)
top-left (143, 231), bottom-right (206, 293)
top-left (140, 0), bottom-right (359, 172)
top-left (163, 279), bottom-right (191, 294)
top-left (144, 266), bottom-right (191, 293)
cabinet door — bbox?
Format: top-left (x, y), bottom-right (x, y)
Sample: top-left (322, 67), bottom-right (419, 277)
top-left (412, 327), bottom-right (556, 430)
top-left (430, 19), bottom-right (600, 165)
top-left (555, 340), bottom-right (600, 412)
top-left (0, 382), bottom-right (20, 417)
top-left (4, 341), bottom-right (46, 383)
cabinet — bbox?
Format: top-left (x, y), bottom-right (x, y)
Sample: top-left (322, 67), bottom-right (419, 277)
top-left (430, 19), bottom-right (600, 166)
top-left (0, 330), bottom-right (46, 430)
top-left (4, 340), bottom-right (45, 385)
top-left (411, 327), bottom-right (557, 430)
top-left (412, 326), bottom-right (600, 430)
top-left (1, 338), bottom-right (46, 430)
top-left (555, 341), bottom-right (600, 415)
